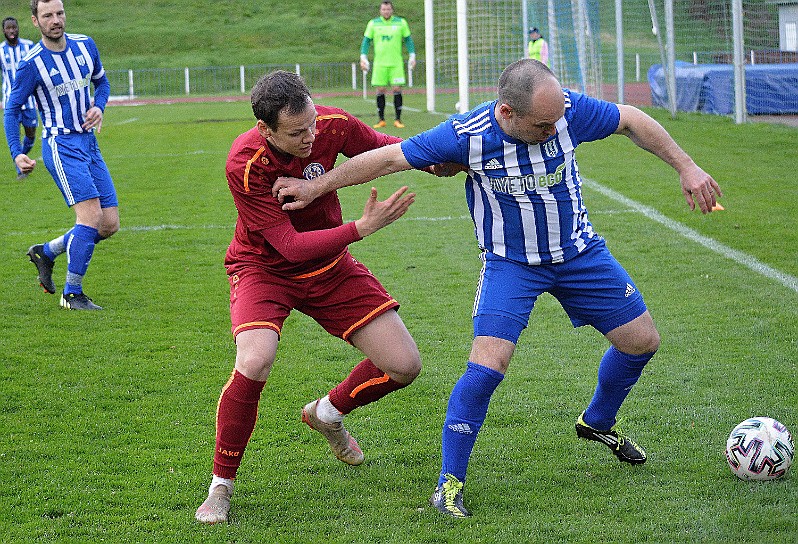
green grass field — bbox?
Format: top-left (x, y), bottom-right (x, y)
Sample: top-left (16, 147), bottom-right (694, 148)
top-left (1, 92), bottom-right (796, 542)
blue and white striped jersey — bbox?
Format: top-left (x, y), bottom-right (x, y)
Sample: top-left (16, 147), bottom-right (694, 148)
top-left (3, 33), bottom-right (110, 156)
top-left (401, 90), bottom-right (620, 265)
top-left (1, 38), bottom-right (36, 110)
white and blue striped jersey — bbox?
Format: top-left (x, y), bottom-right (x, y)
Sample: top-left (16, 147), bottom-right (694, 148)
top-left (3, 33), bottom-right (110, 157)
top-left (401, 90), bottom-right (620, 265)
top-left (1, 38), bottom-right (36, 110)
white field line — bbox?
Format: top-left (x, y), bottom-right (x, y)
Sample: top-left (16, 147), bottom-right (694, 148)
top-left (584, 178), bottom-right (798, 293)
top-left (9, 182), bottom-right (795, 292)
top-left (113, 117), bottom-right (139, 125)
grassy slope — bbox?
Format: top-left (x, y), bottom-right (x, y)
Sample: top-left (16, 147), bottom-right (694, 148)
top-left (4, 0), bottom-right (730, 70)
top-left (3, 0), bottom-right (427, 68)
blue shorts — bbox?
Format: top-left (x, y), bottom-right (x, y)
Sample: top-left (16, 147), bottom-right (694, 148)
top-left (43, 132), bottom-right (117, 208)
top-left (16, 107), bottom-right (38, 128)
top-left (472, 239), bottom-right (647, 343)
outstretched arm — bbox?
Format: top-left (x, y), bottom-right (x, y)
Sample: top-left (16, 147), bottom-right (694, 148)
top-left (355, 185), bottom-right (415, 237)
top-left (615, 105), bottom-right (723, 214)
top-left (262, 185), bottom-right (415, 262)
top-left (272, 142), bottom-right (412, 211)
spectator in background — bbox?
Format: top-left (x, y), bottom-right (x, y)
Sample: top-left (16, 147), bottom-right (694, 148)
top-left (528, 27), bottom-right (549, 66)
top-left (360, 1), bottom-right (416, 129)
top-left (1, 16), bottom-right (38, 180)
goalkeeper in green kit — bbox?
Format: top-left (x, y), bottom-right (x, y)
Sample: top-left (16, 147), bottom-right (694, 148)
top-left (360, 1), bottom-right (416, 128)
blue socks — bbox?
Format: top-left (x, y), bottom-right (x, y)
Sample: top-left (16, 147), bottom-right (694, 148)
top-left (42, 225), bottom-right (106, 295)
top-left (439, 362), bottom-right (504, 485)
top-left (22, 135), bottom-right (35, 155)
top-left (43, 230), bottom-right (70, 261)
top-left (436, 348), bottom-right (652, 486)
top-left (44, 227), bottom-right (105, 260)
top-left (64, 224), bottom-right (98, 295)
top-left (583, 345), bottom-right (655, 431)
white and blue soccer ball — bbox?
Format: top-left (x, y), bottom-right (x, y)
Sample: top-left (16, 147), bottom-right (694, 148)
top-left (725, 417), bottom-right (794, 481)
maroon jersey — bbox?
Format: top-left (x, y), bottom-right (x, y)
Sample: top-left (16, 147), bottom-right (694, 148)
top-left (224, 105), bottom-right (401, 276)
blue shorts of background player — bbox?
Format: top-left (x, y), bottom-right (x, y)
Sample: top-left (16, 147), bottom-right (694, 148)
top-left (472, 239), bottom-right (647, 343)
top-left (42, 132), bottom-right (117, 208)
top-left (8, 108), bottom-right (38, 178)
top-left (17, 107), bottom-right (37, 130)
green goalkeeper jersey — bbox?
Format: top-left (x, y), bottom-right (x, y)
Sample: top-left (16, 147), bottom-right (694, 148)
top-left (362, 16), bottom-right (414, 67)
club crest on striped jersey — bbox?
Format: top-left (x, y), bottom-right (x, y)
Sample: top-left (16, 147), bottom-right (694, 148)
top-left (543, 139), bottom-right (558, 158)
top-left (303, 162), bottom-right (325, 179)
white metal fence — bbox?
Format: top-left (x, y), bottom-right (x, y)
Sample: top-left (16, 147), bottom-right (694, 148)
top-left (104, 0), bottom-right (798, 120)
top-left (105, 62), bottom-right (426, 100)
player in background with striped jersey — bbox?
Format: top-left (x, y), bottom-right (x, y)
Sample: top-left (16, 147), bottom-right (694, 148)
top-left (272, 59), bottom-right (723, 517)
top-left (4, 0), bottom-right (118, 310)
top-left (360, 1), bottom-right (416, 129)
top-left (195, 70), bottom-right (420, 524)
top-left (1, 16), bottom-right (38, 180)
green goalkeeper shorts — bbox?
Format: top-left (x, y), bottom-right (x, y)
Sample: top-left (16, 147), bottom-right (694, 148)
top-left (371, 63), bottom-right (406, 87)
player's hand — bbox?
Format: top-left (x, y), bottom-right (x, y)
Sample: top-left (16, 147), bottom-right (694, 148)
top-left (680, 164), bottom-right (723, 214)
top-left (273, 176), bottom-right (320, 210)
top-left (360, 55), bottom-right (370, 72)
top-left (354, 186), bottom-right (415, 237)
top-left (430, 162), bottom-right (467, 177)
top-left (82, 106), bottom-right (104, 133)
top-left (14, 154), bottom-right (36, 174)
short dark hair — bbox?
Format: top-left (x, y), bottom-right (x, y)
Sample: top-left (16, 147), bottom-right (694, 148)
top-left (251, 70), bottom-right (312, 130)
top-left (498, 59), bottom-right (557, 117)
top-left (2, 17), bottom-right (18, 29)
top-left (31, 0), bottom-right (57, 17)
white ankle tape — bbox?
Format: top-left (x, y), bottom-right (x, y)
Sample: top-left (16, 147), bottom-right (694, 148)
top-left (210, 475), bottom-right (234, 495)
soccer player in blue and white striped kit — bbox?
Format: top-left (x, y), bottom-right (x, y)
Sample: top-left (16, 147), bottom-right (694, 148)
top-left (273, 59), bottom-right (723, 517)
top-left (4, 0), bottom-right (119, 310)
top-left (1, 16), bottom-right (38, 180)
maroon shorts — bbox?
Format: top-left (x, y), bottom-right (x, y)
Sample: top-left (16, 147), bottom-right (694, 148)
top-left (228, 251), bottom-right (399, 342)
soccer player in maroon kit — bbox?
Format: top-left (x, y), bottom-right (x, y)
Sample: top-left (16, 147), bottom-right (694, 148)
top-left (195, 70), bottom-right (419, 524)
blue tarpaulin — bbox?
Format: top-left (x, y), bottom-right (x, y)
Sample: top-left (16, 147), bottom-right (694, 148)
top-left (648, 61), bottom-right (798, 115)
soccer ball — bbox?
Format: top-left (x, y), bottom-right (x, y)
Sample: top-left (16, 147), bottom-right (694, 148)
top-left (725, 417), bottom-right (794, 481)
